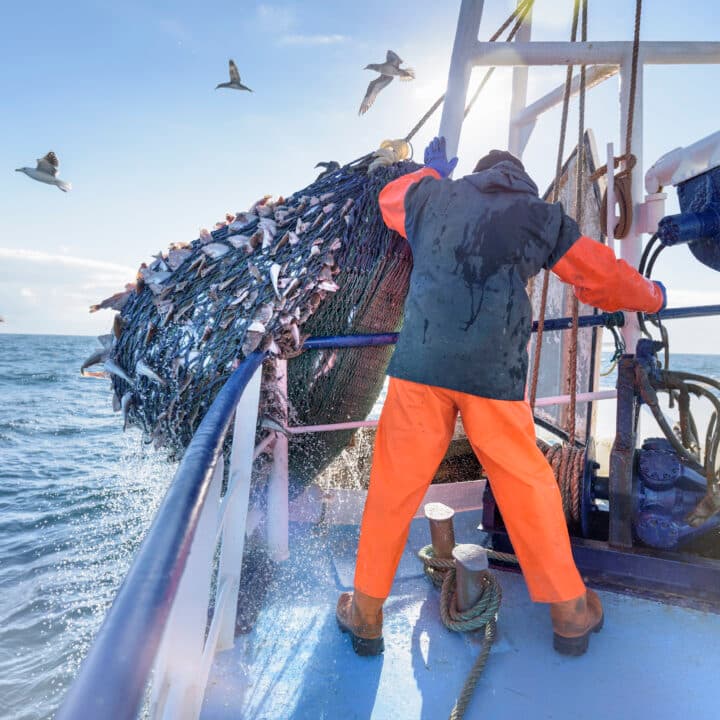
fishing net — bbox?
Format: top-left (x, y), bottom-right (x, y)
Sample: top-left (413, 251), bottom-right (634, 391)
top-left (91, 155), bottom-right (420, 493)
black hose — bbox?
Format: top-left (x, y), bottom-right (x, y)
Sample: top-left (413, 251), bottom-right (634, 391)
top-left (638, 232), bottom-right (659, 276)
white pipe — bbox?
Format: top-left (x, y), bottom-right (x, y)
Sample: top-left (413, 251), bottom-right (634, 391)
top-left (285, 389), bottom-right (618, 435)
top-left (215, 364), bottom-right (262, 652)
top-left (438, 0), bottom-right (486, 162)
top-left (471, 41), bottom-right (720, 67)
top-left (618, 53), bottom-right (645, 354)
top-left (511, 65), bottom-right (617, 133)
top-left (507, 1), bottom-right (533, 159)
top-left (645, 129), bottom-right (720, 193)
top-left (266, 359), bottom-right (289, 562)
top-left (153, 460), bottom-right (222, 720)
top-left (606, 142), bottom-right (617, 242)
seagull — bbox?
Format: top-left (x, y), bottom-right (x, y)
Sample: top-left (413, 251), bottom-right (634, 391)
top-left (216, 60), bottom-right (253, 92)
top-left (15, 152), bottom-right (72, 192)
top-left (359, 50), bottom-right (415, 115)
top-left (315, 161), bottom-right (340, 180)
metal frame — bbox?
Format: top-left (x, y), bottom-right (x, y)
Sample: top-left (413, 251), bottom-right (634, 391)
top-left (438, 0), bottom-right (720, 352)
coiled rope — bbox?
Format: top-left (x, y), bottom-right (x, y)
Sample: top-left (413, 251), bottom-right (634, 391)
top-left (417, 547), bottom-right (503, 720)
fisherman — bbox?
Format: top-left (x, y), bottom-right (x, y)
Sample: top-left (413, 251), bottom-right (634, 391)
top-left (336, 136), bottom-right (666, 657)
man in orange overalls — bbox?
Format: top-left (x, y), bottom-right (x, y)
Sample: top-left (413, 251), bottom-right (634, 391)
top-left (336, 137), bottom-right (666, 657)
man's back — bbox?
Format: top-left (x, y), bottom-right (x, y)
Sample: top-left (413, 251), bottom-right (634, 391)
top-left (386, 161), bottom-right (576, 400)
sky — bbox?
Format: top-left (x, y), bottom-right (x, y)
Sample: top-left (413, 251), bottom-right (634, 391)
top-left (1, 0), bottom-right (719, 352)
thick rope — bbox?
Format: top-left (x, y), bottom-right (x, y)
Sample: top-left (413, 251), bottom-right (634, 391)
top-left (625, 0), bottom-right (643, 163)
top-left (416, 547), bottom-right (503, 720)
top-left (537, 439), bottom-right (585, 526)
top-left (566, 0), bottom-right (588, 448)
top-left (404, 0), bottom-right (535, 142)
top-left (440, 568), bottom-right (502, 720)
top-left (529, 0), bottom-right (581, 410)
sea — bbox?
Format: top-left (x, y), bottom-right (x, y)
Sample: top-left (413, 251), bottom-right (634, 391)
top-left (1, 333), bottom-right (719, 720)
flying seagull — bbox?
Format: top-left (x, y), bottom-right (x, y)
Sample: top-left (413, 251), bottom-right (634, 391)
top-left (359, 50), bottom-right (415, 115)
top-left (15, 152), bottom-right (72, 192)
top-left (216, 60), bottom-right (253, 92)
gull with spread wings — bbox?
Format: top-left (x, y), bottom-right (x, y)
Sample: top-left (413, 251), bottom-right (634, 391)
top-left (216, 60), bottom-right (253, 92)
top-left (359, 50), bottom-right (415, 115)
top-left (15, 152), bottom-right (72, 192)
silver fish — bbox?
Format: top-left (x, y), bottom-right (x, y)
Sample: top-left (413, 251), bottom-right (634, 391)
top-left (259, 218), bottom-right (277, 249)
top-left (89, 290), bottom-right (132, 313)
top-left (81, 348), bottom-right (108, 373)
top-left (227, 234), bottom-right (256, 254)
top-left (253, 303), bottom-right (273, 325)
top-left (145, 270), bottom-right (174, 286)
top-left (242, 331), bottom-right (263, 355)
top-left (261, 416), bottom-right (289, 436)
top-left (121, 392), bottom-right (135, 431)
top-left (167, 248), bottom-right (192, 270)
top-left (290, 322), bottom-right (301, 347)
top-left (97, 334), bottom-right (114, 350)
top-left (248, 262), bottom-right (263, 283)
top-left (105, 358), bottom-right (134, 385)
top-left (136, 359), bottom-right (166, 386)
top-left (270, 263), bottom-right (282, 300)
top-left (202, 242), bottom-right (230, 259)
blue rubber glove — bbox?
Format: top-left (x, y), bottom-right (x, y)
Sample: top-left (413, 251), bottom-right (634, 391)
top-left (423, 136), bottom-right (458, 178)
top-left (654, 281), bottom-right (667, 311)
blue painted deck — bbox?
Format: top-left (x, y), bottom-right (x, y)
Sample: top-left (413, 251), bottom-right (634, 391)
top-left (201, 511), bottom-right (720, 720)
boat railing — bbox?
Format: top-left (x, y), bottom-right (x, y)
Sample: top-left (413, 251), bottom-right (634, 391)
top-left (56, 304), bottom-right (719, 720)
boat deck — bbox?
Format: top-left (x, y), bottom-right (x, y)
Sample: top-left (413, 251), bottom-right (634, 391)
top-left (201, 510), bottom-right (720, 720)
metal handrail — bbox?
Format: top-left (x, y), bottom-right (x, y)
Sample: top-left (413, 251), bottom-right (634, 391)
top-left (56, 350), bottom-right (266, 720)
top-left (57, 301), bottom-right (720, 718)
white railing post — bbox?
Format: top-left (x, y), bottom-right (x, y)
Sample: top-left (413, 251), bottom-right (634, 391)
top-left (216, 365), bottom-right (262, 651)
top-left (150, 459), bottom-right (224, 720)
top-left (266, 358), bottom-right (289, 562)
top-left (507, 0), bottom-right (532, 159)
top-left (618, 49), bottom-right (645, 354)
top-left (439, 0), bottom-right (485, 162)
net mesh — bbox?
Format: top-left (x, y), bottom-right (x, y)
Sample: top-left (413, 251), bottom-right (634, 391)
top-left (96, 157), bottom-right (420, 491)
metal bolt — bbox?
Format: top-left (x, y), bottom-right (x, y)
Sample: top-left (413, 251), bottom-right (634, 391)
top-left (452, 544), bottom-right (489, 612)
top-left (424, 502), bottom-right (456, 560)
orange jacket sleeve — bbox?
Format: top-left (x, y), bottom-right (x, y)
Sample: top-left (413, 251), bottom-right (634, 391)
top-left (553, 235), bottom-right (664, 313)
top-left (378, 167), bottom-right (441, 238)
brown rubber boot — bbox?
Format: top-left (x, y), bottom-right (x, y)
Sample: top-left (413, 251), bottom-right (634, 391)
top-left (550, 588), bottom-right (604, 656)
top-left (336, 590), bottom-right (385, 656)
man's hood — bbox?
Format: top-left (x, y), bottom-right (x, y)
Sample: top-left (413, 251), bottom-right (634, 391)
top-left (463, 160), bottom-right (539, 196)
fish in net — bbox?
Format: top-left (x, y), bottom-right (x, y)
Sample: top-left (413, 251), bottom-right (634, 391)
top-left (86, 154), bottom-right (420, 494)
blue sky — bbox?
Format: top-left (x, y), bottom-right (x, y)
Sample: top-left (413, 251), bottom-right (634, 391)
top-left (1, 0), bottom-right (719, 351)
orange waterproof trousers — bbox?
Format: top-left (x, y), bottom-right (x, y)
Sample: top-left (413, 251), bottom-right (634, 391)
top-left (354, 377), bottom-right (586, 603)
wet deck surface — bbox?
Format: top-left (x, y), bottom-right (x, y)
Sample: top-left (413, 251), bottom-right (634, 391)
top-left (201, 511), bottom-right (720, 720)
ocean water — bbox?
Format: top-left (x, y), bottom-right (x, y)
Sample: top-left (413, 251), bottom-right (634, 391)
top-left (0, 333), bottom-right (719, 720)
top-left (0, 334), bottom-right (174, 720)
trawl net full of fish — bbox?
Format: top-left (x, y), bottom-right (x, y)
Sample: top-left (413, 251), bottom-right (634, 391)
top-left (85, 158), bottom-right (419, 487)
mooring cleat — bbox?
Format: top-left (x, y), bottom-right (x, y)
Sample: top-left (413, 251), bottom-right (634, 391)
top-left (336, 591), bottom-right (385, 657)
